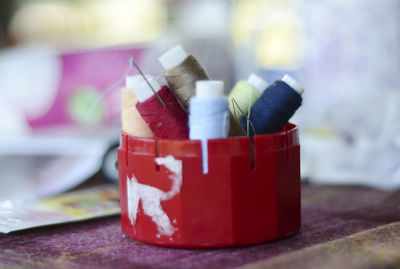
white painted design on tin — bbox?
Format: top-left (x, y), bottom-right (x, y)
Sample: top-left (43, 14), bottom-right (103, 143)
top-left (127, 155), bottom-right (182, 237)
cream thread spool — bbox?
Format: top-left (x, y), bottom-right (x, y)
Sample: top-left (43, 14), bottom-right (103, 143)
top-left (121, 77), bottom-right (154, 138)
top-left (229, 74), bottom-right (268, 121)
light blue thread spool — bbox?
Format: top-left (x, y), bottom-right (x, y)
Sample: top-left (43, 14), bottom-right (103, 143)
top-left (189, 81), bottom-right (229, 174)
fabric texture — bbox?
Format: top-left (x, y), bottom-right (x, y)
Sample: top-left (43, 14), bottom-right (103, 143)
top-left (1, 184), bottom-right (400, 269)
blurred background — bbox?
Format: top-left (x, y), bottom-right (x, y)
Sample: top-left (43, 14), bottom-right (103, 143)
top-left (0, 0), bottom-right (399, 202)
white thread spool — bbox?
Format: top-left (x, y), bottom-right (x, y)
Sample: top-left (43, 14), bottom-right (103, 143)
top-left (189, 80), bottom-right (229, 174)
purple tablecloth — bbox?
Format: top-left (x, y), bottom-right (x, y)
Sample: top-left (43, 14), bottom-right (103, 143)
top-left (1, 184), bottom-right (400, 269)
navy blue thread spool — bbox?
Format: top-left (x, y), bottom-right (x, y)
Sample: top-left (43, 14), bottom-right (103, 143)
top-left (240, 74), bottom-right (304, 136)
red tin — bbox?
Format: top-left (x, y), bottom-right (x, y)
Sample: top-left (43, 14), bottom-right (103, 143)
top-left (118, 123), bottom-right (301, 248)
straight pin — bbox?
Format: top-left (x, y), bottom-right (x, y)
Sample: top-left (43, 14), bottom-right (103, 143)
top-left (131, 57), bottom-right (166, 107)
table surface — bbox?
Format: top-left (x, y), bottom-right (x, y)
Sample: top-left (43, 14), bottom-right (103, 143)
top-left (1, 183), bottom-right (400, 269)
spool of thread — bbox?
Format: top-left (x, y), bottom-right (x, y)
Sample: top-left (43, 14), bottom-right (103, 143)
top-left (121, 87), bottom-right (154, 137)
top-left (189, 80), bottom-right (229, 174)
top-left (241, 74), bottom-right (304, 136)
top-left (159, 45), bottom-right (209, 111)
top-left (127, 75), bottom-right (189, 139)
top-left (228, 74), bottom-right (268, 120)
top-left (160, 45), bottom-right (245, 137)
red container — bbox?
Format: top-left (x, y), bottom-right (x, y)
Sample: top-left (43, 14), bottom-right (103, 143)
top-left (118, 123), bottom-right (301, 248)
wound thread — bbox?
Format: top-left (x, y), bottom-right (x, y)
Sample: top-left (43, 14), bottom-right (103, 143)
top-left (189, 98), bottom-right (229, 139)
top-left (189, 81), bottom-right (229, 174)
top-left (229, 74), bottom-right (267, 120)
top-left (160, 45), bottom-right (245, 137)
top-left (163, 55), bottom-right (209, 111)
top-left (121, 87), bottom-right (153, 137)
top-left (228, 112), bottom-right (246, 136)
top-left (229, 80), bottom-right (261, 120)
top-left (241, 77), bottom-right (303, 136)
top-left (136, 85), bottom-right (189, 139)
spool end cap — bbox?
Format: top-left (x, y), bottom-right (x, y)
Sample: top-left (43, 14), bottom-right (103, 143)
top-left (126, 75), bottom-right (161, 102)
top-left (247, 74), bottom-right (268, 93)
top-left (196, 80), bottom-right (224, 98)
top-left (281, 74), bottom-right (304, 95)
top-left (159, 45), bottom-right (188, 70)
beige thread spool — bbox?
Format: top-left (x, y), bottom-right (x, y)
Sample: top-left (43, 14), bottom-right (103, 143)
top-left (159, 45), bottom-right (245, 137)
top-left (121, 85), bottom-right (153, 138)
top-left (160, 46), bottom-right (208, 111)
